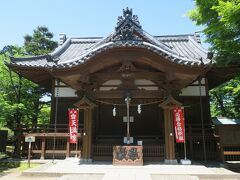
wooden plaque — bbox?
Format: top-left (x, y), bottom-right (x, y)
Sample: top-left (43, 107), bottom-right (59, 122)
top-left (113, 145), bottom-right (143, 166)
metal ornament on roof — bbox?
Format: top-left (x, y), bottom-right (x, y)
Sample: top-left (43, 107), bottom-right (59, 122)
top-left (116, 7), bottom-right (141, 28)
top-left (113, 7), bottom-right (143, 41)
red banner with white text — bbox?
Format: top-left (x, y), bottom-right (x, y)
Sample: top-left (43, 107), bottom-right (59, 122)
top-left (173, 107), bottom-right (185, 143)
top-left (68, 109), bottom-right (79, 144)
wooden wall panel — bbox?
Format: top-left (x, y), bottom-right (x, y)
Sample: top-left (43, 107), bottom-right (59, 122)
top-left (96, 103), bottom-right (164, 137)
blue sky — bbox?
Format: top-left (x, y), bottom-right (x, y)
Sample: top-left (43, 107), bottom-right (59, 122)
top-left (0, 0), bottom-right (204, 49)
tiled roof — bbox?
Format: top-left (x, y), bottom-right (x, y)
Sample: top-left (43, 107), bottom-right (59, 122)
top-left (212, 117), bottom-right (240, 125)
top-left (9, 8), bottom-right (212, 69)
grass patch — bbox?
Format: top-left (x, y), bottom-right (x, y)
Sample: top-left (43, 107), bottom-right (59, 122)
top-left (17, 163), bottom-right (39, 171)
top-left (0, 161), bottom-right (40, 172)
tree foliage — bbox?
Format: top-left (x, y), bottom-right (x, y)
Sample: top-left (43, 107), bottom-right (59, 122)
top-left (188, 0), bottom-right (240, 65)
top-left (0, 26), bottom-right (57, 130)
top-left (210, 75), bottom-right (240, 118)
top-left (24, 26), bottom-right (58, 56)
top-left (0, 47), bottom-right (48, 129)
top-left (189, 0), bottom-right (240, 118)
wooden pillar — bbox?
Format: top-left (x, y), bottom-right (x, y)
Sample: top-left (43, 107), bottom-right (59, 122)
top-left (40, 138), bottom-right (46, 159)
top-left (81, 108), bottom-right (93, 163)
top-left (159, 95), bottom-right (181, 164)
top-left (163, 108), bottom-right (175, 160)
top-left (66, 138), bottom-right (70, 158)
top-left (189, 125), bottom-right (193, 159)
top-left (74, 96), bottom-right (97, 163)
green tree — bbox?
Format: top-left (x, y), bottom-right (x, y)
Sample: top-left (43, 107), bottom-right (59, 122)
top-left (0, 26), bottom-right (57, 129)
top-left (24, 26), bottom-right (58, 55)
top-left (0, 46), bottom-right (48, 129)
top-left (210, 76), bottom-right (240, 118)
top-left (188, 0), bottom-right (240, 65)
top-left (188, 0), bottom-right (240, 118)
top-left (22, 26), bottom-right (58, 127)
top-left (0, 46), bottom-right (27, 129)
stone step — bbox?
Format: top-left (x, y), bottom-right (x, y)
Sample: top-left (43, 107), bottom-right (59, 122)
top-left (102, 171), bottom-right (152, 180)
top-left (57, 174), bottom-right (103, 180)
top-left (151, 175), bottom-right (199, 180)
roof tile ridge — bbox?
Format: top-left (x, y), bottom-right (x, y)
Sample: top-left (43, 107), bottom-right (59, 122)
top-left (71, 37), bottom-right (103, 40)
top-left (188, 36), bottom-right (212, 65)
top-left (154, 34), bottom-right (195, 38)
top-left (57, 41), bottom-right (114, 65)
top-left (142, 42), bottom-right (188, 61)
top-left (50, 38), bottom-right (71, 59)
top-left (57, 41), bottom-right (202, 68)
top-left (70, 37), bottom-right (103, 43)
top-left (82, 32), bottom-right (115, 51)
top-left (10, 54), bottom-right (49, 62)
top-left (188, 36), bottom-right (209, 55)
top-left (142, 30), bottom-right (181, 57)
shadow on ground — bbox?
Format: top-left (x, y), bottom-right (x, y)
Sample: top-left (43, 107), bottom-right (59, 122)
top-left (0, 161), bottom-right (20, 173)
top-left (225, 162), bottom-right (240, 173)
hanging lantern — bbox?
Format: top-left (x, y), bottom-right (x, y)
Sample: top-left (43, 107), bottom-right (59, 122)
top-left (113, 105), bottom-right (116, 117)
top-left (137, 104), bottom-right (141, 114)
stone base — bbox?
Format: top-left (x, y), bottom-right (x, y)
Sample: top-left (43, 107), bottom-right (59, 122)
top-left (79, 158), bottom-right (92, 164)
top-left (180, 159), bottom-right (191, 165)
top-left (65, 157), bottom-right (79, 163)
top-left (164, 159), bottom-right (178, 164)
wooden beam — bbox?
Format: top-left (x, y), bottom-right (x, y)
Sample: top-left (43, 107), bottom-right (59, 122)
top-left (91, 90), bottom-right (164, 99)
top-left (89, 72), bottom-right (165, 82)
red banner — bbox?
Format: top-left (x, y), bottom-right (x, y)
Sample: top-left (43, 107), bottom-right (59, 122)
top-left (173, 107), bottom-right (185, 143)
top-left (68, 109), bottom-right (79, 144)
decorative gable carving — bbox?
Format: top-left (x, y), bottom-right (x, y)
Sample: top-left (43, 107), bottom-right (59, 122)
top-left (159, 95), bottom-right (182, 109)
top-left (74, 96), bottom-right (97, 109)
top-left (112, 7), bottom-right (143, 41)
top-left (116, 7), bottom-right (141, 29)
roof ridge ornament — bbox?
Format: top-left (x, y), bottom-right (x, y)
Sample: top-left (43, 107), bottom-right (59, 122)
top-left (116, 7), bottom-right (141, 29)
top-left (113, 7), bottom-right (142, 41)
top-left (123, 7), bottom-right (132, 17)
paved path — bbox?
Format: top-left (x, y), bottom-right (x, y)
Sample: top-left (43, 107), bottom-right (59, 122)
top-left (1, 159), bottom-right (239, 180)
top-left (0, 172), bottom-right (57, 180)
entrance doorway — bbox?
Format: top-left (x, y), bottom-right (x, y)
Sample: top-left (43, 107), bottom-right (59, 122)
top-left (92, 100), bottom-right (165, 161)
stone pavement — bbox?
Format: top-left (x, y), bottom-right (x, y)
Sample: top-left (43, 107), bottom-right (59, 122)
top-left (19, 158), bottom-right (240, 180)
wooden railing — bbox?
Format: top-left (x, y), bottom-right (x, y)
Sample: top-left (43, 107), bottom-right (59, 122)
top-left (17, 123), bottom-right (84, 159)
top-left (16, 123), bottom-right (84, 133)
top-left (92, 143), bottom-right (164, 161)
top-left (223, 146), bottom-right (240, 161)
top-left (21, 133), bottom-right (82, 159)
top-left (176, 124), bottom-right (217, 160)
top-left (92, 124), bottom-right (217, 161)
top-left (175, 135), bottom-right (217, 160)
top-left (17, 123), bottom-right (218, 161)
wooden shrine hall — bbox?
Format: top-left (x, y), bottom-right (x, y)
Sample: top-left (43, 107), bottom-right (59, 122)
top-left (8, 8), bottom-right (239, 163)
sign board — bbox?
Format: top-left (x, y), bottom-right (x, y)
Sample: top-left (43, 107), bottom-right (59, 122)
top-left (137, 141), bottom-right (143, 146)
top-left (68, 109), bottom-right (79, 144)
top-left (173, 107), bottom-right (185, 143)
top-left (123, 137), bottom-right (133, 144)
top-left (25, 136), bottom-right (35, 143)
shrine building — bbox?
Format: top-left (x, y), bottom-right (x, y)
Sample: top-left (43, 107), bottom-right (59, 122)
top-left (7, 8), bottom-right (239, 163)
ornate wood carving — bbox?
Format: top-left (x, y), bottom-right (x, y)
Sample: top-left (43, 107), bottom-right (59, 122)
top-left (113, 145), bottom-right (143, 166)
top-left (74, 96), bottom-right (97, 109)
